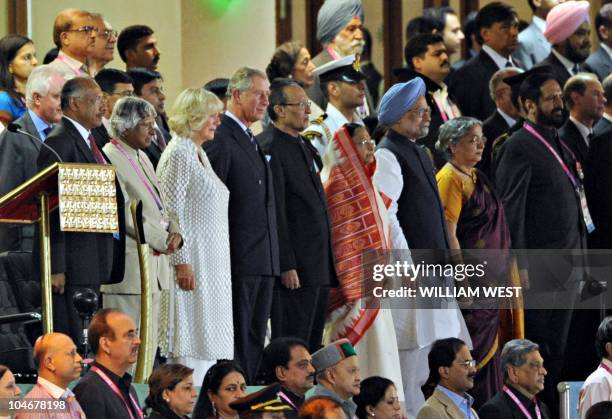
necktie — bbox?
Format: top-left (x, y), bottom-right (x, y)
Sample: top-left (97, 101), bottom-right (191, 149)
top-left (88, 133), bottom-right (107, 164)
top-left (154, 128), bottom-right (167, 151)
top-left (505, 60), bottom-right (513, 68)
top-left (246, 128), bottom-right (258, 151)
top-left (43, 126), bottom-right (53, 139)
top-left (572, 63), bottom-right (580, 75)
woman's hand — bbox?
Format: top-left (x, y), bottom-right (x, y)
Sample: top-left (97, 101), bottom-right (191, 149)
top-left (175, 264), bottom-right (195, 291)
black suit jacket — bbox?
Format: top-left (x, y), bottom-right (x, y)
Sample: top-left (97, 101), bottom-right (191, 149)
top-left (480, 109), bottom-right (512, 178)
top-left (535, 52), bottom-right (580, 89)
top-left (559, 119), bottom-right (589, 167)
top-left (585, 127), bottom-right (612, 248)
top-left (0, 111), bottom-right (41, 251)
top-left (479, 389), bottom-right (551, 419)
top-left (585, 47), bottom-right (612, 82)
top-left (36, 117), bottom-right (125, 286)
top-left (594, 116), bottom-right (612, 137)
top-left (203, 114), bottom-right (280, 277)
top-left (259, 126), bottom-right (337, 288)
top-left (143, 122), bottom-right (171, 170)
top-left (91, 124), bottom-right (111, 149)
top-left (449, 50), bottom-right (511, 120)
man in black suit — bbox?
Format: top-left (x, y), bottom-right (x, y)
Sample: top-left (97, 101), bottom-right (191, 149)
top-left (127, 67), bottom-right (169, 169)
top-left (449, 2), bottom-right (521, 121)
top-left (559, 73), bottom-right (605, 167)
top-left (479, 339), bottom-right (551, 419)
top-left (0, 65), bottom-right (66, 252)
top-left (585, 5), bottom-right (612, 82)
top-left (495, 72), bottom-right (587, 413)
top-left (93, 68), bottom-right (134, 148)
top-left (535, 1), bottom-right (591, 89)
top-left (259, 79), bottom-right (337, 352)
top-left (594, 74), bottom-right (612, 136)
top-left (203, 67), bottom-right (279, 383)
top-left (586, 126), bottom-right (612, 250)
top-left (37, 77), bottom-right (125, 345)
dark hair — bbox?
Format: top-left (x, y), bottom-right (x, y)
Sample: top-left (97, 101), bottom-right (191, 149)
top-left (587, 401), bottom-right (612, 419)
top-left (475, 2), bottom-right (517, 44)
top-left (117, 25), bottom-right (154, 62)
top-left (518, 73), bottom-right (558, 109)
top-left (88, 308), bottom-right (120, 355)
top-left (354, 376), bottom-right (395, 419)
top-left (60, 77), bottom-right (98, 111)
top-left (423, 6), bottom-right (457, 32)
top-left (405, 16), bottom-right (442, 41)
top-left (463, 11), bottom-right (479, 54)
top-left (0, 365), bottom-right (8, 380)
top-left (362, 27), bottom-right (372, 60)
top-left (404, 33), bottom-right (445, 70)
top-left (596, 5), bottom-right (612, 41)
top-left (345, 122), bottom-right (365, 139)
top-left (527, 0), bottom-right (537, 12)
top-left (595, 316), bottom-right (612, 359)
top-left (127, 67), bottom-right (162, 96)
top-left (261, 337), bottom-right (309, 384)
top-left (145, 363), bottom-right (194, 416)
top-left (0, 34), bottom-right (33, 105)
top-left (298, 396), bottom-right (344, 419)
top-left (266, 41), bottom-right (304, 81)
top-left (95, 69), bottom-right (134, 94)
top-left (204, 78), bottom-right (230, 100)
top-left (426, 338), bottom-right (466, 385)
top-left (267, 78), bottom-right (303, 122)
top-left (43, 47), bottom-right (59, 65)
top-left (564, 74), bottom-right (598, 109)
top-left (193, 360), bottom-right (246, 419)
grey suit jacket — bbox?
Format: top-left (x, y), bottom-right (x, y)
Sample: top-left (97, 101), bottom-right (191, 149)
top-left (513, 21), bottom-right (550, 70)
top-left (585, 47), bottom-right (612, 82)
top-left (416, 389), bottom-right (479, 419)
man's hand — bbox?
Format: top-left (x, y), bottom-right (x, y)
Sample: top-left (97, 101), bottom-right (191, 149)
top-left (165, 233), bottom-right (183, 254)
top-left (175, 264), bottom-right (195, 291)
top-left (281, 270), bottom-right (300, 290)
top-left (51, 273), bottom-right (66, 295)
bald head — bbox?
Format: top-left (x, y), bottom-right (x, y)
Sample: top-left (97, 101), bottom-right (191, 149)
top-left (35, 333), bottom-right (82, 388)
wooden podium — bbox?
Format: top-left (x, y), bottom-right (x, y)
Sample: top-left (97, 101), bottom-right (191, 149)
top-left (0, 163), bottom-right (118, 334)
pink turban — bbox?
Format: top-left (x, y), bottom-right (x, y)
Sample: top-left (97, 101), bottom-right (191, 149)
top-left (544, 1), bottom-right (590, 45)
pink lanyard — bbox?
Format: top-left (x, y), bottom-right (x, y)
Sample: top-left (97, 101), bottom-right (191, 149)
top-left (91, 366), bottom-right (144, 419)
top-left (111, 139), bottom-right (164, 211)
top-left (326, 46), bottom-right (341, 60)
top-left (523, 123), bottom-right (578, 189)
top-left (278, 390), bottom-right (298, 410)
top-left (503, 386), bottom-right (541, 419)
top-left (600, 361), bottom-right (612, 374)
top-left (56, 55), bottom-right (85, 76)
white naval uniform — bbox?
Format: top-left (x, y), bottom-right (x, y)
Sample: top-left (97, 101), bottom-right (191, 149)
top-left (302, 103), bottom-right (364, 157)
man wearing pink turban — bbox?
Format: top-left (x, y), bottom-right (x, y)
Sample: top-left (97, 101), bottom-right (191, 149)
top-left (535, 0), bottom-right (592, 87)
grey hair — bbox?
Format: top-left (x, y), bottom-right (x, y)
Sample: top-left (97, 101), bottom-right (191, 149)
top-left (489, 67), bottom-right (522, 101)
top-left (25, 65), bottom-right (66, 106)
top-left (110, 96), bottom-right (156, 138)
top-left (227, 66), bottom-right (267, 99)
top-left (501, 339), bottom-right (540, 381)
top-left (435, 116), bottom-right (482, 155)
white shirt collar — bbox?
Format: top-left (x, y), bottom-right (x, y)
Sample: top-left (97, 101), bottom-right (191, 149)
top-left (601, 43), bottom-right (612, 60)
top-left (482, 44), bottom-right (514, 69)
top-left (325, 103), bottom-right (363, 126)
top-left (551, 49), bottom-right (577, 75)
top-left (102, 116), bottom-right (110, 131)
top-left (225, 110), bottom-right (249, 134)
top-left (37, 376), bottom-right (68, 399)
top-left (64, 116), bottom-right (91, 147)
top-left (569, 115), bottom-right (592, 145)
top-left (497, 108), bottom-right (517, 127)
top-left (532, 16), bottom-right (546, 33)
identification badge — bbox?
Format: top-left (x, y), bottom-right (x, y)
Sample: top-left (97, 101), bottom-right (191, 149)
top-left (578, 186), bottom-right (595, 233)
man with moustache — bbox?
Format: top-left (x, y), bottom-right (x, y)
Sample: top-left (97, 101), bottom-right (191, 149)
top-left (37, 77), bottom-right (126, 344)
top-left (93, 68), bottom-right (134, 148)
top-left (259, 79), bottom-right (336, 351)
top-left (495, 72), bottom-right (588, 413)
top-left (89, 14), bottom-right (117, 76)
top-left (479, 339), bottom-right (550, 419)
top-left (0, 65), bottom-right (66, 253)
top-left (117, 25), bottom-right (161, 71)
top-left (416, 338), bottom-right (478, 419)
top-left (514, 0), bottom-right (562, 70)
top-left (16, 333), bottom-right (85, 419)
top-left (48, 9), bottom-right (96, 78)
top-left (261, 337), bottom-right (316, 412)
top-left (395, 33), bottom-right (460, 169)
top-left (74, 309), bottom-right (144, 419)
top-left (536, 1), bottom-right (591, 89)
top-left (450, 2), bottom-right (521, 121)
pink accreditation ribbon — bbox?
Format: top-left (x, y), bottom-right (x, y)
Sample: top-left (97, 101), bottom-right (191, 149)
top-left (600, 361), bottom-right (612, 374)
top-left (503, 385), bottom-right (541, 419)
top-left (90, 365), bottom-right (144, 419)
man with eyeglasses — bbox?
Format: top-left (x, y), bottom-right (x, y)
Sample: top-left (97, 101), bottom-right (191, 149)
top-left (89, 14), bottom-right (117, 76)
top-left (74, 309), bottom-right (144, 419)
top-left (303, 54), bottom-right (366, 157)
top-left (93, 68), bottom-right (134, 148)
top-left (259, 79), bottom-right (336, 352)
top-left (49, 9), bottom-right (97, 78)
top-left (417, 338), bottom-right (478, 419)
top-left (479, 339), bottom-right (551, 419)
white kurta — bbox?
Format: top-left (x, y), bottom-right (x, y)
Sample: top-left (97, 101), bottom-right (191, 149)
top-left (156, 136), bottom-right (233, 367)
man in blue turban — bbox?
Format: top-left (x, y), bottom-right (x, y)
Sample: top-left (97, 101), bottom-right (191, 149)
top-left (373, 78), bottom-right (470, 416)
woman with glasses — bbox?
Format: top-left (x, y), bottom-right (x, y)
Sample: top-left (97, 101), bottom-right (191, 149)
top-left (0, 34), bottom-right (37, 127)
top-left (321, 122), bottom-right (405, 410)
top-left (435, 116), bottom-right (523, 407)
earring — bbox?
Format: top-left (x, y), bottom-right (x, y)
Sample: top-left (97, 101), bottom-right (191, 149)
top-left (370, 413), bottom-right (376, 417)
top-left (212, 401), bottom-right (217, 417)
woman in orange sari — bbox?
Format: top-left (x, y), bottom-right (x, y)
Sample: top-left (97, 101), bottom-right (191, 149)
top-left (321, 123), bottom-right (404, 402)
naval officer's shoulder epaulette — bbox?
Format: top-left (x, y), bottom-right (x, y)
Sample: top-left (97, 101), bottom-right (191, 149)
top-left (303, 113), bottom-right (329, 141)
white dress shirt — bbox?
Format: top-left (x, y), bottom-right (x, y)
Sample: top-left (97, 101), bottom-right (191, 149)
top-left (482, 44), bottom-right (517, 69)
top-left (579, 358), bottom-right (612, 419)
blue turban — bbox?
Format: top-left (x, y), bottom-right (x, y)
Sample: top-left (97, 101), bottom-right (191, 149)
top-left (377, 78), bottom-right (427, 126)
top-left (316, 0), bottom-right (364, 45)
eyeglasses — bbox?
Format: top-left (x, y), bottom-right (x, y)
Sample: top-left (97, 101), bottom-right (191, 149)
top-left (410, 107), bottom-right (432, 118)
top-left (455, 359), bottom-right (477, 368)
top-left (98, 29), bottom-right (118, 40)
top-left (356, 138), bottom-right (375, 147)
top-left (466, 135), bottom-right (487, 146)
top-left (110, 90), bottom-right (134, 98)
top-left (282, 100), bottom-right (311, 110)
top-left (65, 26), bottom-right (98, 35)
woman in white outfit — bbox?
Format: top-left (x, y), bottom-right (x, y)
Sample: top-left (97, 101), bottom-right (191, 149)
top-left (157, 88), bottom-right (233, 385)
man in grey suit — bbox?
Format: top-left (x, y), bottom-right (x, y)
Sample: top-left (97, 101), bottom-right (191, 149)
top-left (513, 0), bottom-right (559, 69)
top-left (0, 65), bottom-right (66, 252)
top-left (585, 5), bottom-right (612, 82)
top-left (594, 74), bottom-right (612, 136)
